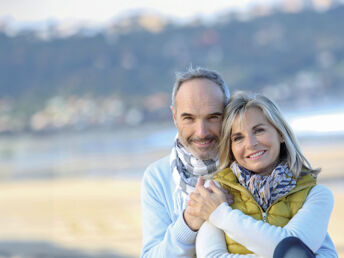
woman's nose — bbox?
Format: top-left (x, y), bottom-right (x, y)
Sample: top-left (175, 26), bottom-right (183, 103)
top-left (246, 135), bottom-right (258, 147)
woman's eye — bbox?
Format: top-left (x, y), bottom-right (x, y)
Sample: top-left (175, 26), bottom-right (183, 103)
top-left (255, 128), bottom-right (264, 133)
top-left (232, 136), bottom-right (243, 142)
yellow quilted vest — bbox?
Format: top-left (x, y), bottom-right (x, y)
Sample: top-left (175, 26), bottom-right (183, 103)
top-left (213, 168), bottom-right (316, 255)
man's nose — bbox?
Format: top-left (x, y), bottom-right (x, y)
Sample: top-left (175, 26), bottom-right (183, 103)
top-left (195, 120), bottom-right (209, 138)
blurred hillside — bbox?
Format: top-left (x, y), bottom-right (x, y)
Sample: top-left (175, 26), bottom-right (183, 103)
top-left (0, 4), bottom-right (344, 133)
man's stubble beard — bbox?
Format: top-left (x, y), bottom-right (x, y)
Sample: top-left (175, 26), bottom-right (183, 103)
top-left (179, 135), bottom-right (219, 161)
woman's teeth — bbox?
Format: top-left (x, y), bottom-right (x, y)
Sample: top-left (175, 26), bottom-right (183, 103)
top-left (249, 151), bottom-right (264, 159)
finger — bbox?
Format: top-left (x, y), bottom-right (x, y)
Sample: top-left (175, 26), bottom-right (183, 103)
top-left (197, 183), bottom-right (210, 197)
top-left (225, 193), bottom-right (234, 205)
top-left (185, 206), bottom-right (195, 216)
top-left (197, 177), bottom-right (205, 187)
top-left (186, 206), bottom-right (198, 217)
top-left (220, 187), bottom-right (229, 194)
top-left (187, 199), bottom-right (197, 207)
top-left (209, 180), bottom-right (222, 194)
top-left (189, 192), bottom-right (201, 201)
top-left (196, 178), bottom-right (210, 197)
top-left (225, 192), bottom-right (233, 200)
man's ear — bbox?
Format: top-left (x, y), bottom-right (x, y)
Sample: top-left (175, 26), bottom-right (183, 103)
top-left (170, 105), bottom-right (177, 126)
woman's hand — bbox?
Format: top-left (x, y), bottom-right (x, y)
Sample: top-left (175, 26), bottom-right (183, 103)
top-left (187, 178), bottom-right (232, 221)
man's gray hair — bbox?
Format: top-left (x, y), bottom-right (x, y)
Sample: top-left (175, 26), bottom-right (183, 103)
top-left (171, 67), bottom-right (230, 110)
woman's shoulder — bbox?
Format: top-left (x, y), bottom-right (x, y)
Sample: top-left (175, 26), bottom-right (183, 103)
top-left (307, 184), bottom-right (334, 205)
top-left (311, 184), bottom-right (333, 194)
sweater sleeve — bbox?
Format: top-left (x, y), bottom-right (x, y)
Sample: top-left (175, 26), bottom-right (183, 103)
top-left (315, 233), bottom-right (338, 258)
top-left (208, 184), bottom-right (335, 258)
top-left (196, 221), bottom-right (259, 258)
top-left (140, 164), bottom-right (197, 257)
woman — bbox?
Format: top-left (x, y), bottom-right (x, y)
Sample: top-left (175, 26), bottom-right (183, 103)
top-left (187, 92), bottom-right (337, 257)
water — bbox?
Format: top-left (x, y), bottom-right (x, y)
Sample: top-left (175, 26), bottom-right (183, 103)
top-left (1, 108), bottom-right (343, 181)
top-left (0, 125), bottom-right (177, 181)
top-left (286, 106), bottom-right (344, 136)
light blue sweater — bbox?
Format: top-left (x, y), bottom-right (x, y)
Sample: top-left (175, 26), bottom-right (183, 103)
top-left (141, 155), bottom-right (197, 257)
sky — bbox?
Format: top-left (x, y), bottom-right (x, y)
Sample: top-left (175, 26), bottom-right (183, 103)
top-left (0, 0), bottom-right (276, 26)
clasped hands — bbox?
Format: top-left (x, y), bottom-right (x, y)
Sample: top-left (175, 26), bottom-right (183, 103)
top-left (184, 177), bottom-right (233, 231)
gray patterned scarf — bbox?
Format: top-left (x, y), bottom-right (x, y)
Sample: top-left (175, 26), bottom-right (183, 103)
top-left (231, 161), bottom-right (297, 211)
top-left (170, 137), bottom-right (219, 212)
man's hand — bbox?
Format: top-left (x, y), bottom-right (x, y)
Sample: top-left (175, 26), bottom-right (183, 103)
top-left (187, 178), bottom-right (229, 221)
top-left (183, 184), bottom-right (205, 231)
top-left (183, 208), bottom-right (205, 232)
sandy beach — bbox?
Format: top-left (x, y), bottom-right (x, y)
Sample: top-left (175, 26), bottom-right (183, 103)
top-left (0, 140), bottom-right (343, 257)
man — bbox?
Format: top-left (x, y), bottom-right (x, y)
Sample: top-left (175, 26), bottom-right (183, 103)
top-left (141, 67), bottom-right (230, 257)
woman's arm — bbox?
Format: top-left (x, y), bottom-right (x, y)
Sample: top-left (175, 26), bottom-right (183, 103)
top-left (314, 233), bottom-right (338, 258)
top-left (196, 222), bottom-right (337, 258)
top-left (196, 221), bottom-right (258, 258)
top-left (208, 185), bottom-right (334, 257)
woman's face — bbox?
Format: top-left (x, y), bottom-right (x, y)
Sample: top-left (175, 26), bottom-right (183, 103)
top-left (230, 107), bottom-right (282, 176)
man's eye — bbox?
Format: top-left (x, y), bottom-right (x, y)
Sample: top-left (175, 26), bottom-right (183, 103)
top-left (183, 117), bottom-right (193, 121)
top-left (209, 115), bottom-right (220, 120)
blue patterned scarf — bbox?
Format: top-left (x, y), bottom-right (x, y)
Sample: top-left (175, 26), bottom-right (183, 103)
top-left (230, 161), bottom-right (297, 211)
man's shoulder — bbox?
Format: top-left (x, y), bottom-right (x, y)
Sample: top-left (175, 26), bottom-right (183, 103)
top-left (143, 155), bottom-right (171, 179)
top-left (142, 154), bottom-right (174, 194)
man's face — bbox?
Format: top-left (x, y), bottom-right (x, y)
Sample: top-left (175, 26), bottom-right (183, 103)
top-left (171, 78), bottom-right (225, 160)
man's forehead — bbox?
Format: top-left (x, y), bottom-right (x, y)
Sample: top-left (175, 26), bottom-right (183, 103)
top-left (176, 100), bottom-right (224, 117)
top-left (176, 79), bottom-right (224, 102)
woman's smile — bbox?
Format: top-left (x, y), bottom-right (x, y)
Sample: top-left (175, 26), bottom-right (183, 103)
top-left (247, 150), bottom-right (266, 160)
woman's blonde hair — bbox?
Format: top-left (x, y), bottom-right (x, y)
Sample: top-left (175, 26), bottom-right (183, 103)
top-left (219, 91), bottom-right (320, 178)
